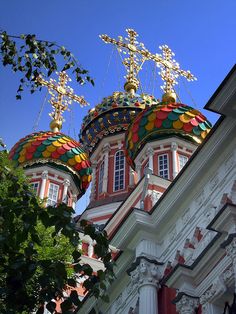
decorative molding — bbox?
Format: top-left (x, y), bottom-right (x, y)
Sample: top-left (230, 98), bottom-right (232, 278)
top-left (171, 142), bottom-right (178, 151)
top-left (63, 179), bottom-right (70, 187)
top-left (175, 294), bottom-right (199, 314)
top-left (147, 190), bottom-right (162, 205)
top-left (41, 170), bottom-right (48, 179)
top-left (200, 275), bottom-right (226, 310)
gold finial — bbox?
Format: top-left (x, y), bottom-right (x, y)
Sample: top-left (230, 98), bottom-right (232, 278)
top-left (152, 45), bottom-right (197, 102)
top-left (37, 72), bottom-right (88, 132)
top-left (100, 29), bottom-right (153, 95)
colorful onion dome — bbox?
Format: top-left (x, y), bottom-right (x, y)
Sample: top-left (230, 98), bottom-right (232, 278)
top-left (126, 102), bottom-right (212, 168)
top-left (79, 91), bottom-right (159, 154)
top-left (9, 131), bottom-right (92, 194)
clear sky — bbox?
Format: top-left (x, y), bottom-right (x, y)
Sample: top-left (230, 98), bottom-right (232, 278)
top-left (0, 0), bottom-right (235, 212)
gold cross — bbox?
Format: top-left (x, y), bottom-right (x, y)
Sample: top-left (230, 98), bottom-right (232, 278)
top-left (152, 45), bottom-right (197, 97)
top-left (37, 72), bottom-right (88, 132)
top-left (100, 28), bottom-right (196, 102)
top-left (100, 29), bottom-right (153, 94)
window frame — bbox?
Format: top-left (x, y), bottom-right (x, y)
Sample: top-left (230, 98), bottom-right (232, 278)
top-left (47, 182), bottom-right (59, 206)
top-left (113, 150), bottom-right (125, 192)
top-left (158, 153), bottom-right (169, 179)
top-left (179, 154), bottom-right (188, 171)
top-left (31, 181), bottom-right (40, 194)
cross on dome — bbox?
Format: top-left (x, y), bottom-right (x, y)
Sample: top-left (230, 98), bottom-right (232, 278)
top-left (100, 28), bottom-right (196, 102)
top-left (37, 71), bottom-right (88, 132)
top-left (153, 45), bottom-right (197, 101)
top-left (100, 28), bottom-right (153, 94)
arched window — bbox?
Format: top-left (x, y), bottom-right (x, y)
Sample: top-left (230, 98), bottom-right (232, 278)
top-left (98, 159), bottom-right (104, 194)
top-left (114, 150), bottom-right (125, 191)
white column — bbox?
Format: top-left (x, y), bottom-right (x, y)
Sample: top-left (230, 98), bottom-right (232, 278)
top-left (136, 162), bottom-right (142, 181)
top-left (146, 146), bottom-right (154, 173)
top-left (72, 194), bottom-right (77, 209)
top-left (62, 179), bottom-right (70, 203)
top-left (175, 294), bottom-right (199, 314)
top-left (102, 144), bottom-right (110, 193)
top-left (129, 166), bottom-right (135, 187)
top-left (171, 142), bottom-right (178, 179)
top-left (88, 240), bottom-right (94, 258)
top-left (39, 170), bottom-right (48, 199)
top-left (90, 162), bottom-right (97, 201)
top-left (130, 258), bottom-right (160, 314)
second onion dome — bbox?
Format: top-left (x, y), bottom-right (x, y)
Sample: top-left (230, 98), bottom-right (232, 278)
top-left (9, 131), bottom-right (92, 195)
top-left (126, 100), bottom-right (212, 169)
top-left (79, 91), bottom-right (159, 154)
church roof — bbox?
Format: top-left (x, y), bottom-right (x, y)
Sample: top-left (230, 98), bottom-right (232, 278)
top-left (9, 131), bottom-right (92, 194)
top-left (126, 101), bottom-right (212, 168)
top-left (79, 91), bottom-right (159, 154)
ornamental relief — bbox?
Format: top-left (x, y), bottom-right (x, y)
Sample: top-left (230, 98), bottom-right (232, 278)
top-left (161, 151), bottom-right (236, 262)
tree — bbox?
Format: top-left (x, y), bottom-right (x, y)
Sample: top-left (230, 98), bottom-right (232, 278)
top-left (0, 151), bottom-right (114, 314)
top-left (0, 30), bottom-right (94, 99)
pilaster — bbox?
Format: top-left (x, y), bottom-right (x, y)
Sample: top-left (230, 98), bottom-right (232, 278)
top-left (171, 142), bottom-right (178, 179)
top-left (102, 143), bottom-right (110, 193)
top-left (62, 179), bottom-right (70, 203)
top-left (146, 146), bottom-right (154, 173)
top-left (39, 170), bottom-right (48, 199)
top-left (136, 162), bottom-right (142, 181)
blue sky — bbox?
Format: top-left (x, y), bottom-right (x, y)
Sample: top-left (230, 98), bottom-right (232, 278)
top-left (0, 0), bottom-right (235, 212)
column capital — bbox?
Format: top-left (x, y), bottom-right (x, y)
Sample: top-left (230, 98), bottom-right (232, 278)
top-left (146, 146), bottom-right (154, 156)
top-left (171, 142), bottom-right (178, 151)
top-left (128, 256), bottom-right (162, 289)
top-left (41, 170), bottom-right (48, 180)
top-left (102, 143), bottom-right (111, 153)
top-left (174, 293), bottom-right (199, 314)
top-left (63, 179), bottom-right (70, 187)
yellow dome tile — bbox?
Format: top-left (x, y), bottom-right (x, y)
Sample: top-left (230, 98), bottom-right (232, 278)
top-left (47, 145), bottom-right (57, 152)
top-left (147, 112), bottom-right (156, 122)
top-left (20, 148), bottom-right (27, 156)
top-left (185, 111), bottom-right (196, 118)
top-left (129, 140), bottom-right (134, 150)
top-left (145, 122), bottom-right (154, 131)
top-left (68, 157), bottom-right (76, 166)
top-left (128, 131), bottom-right (132, 141)
top-left (173, 120), bottom-right (184, 129)
top-left (179, 114), bottom-right (191, 123)
top-left (19, 155), bottom-right (25, 163)
top-left (52, 141), bottom-right (61, 147)
top-left (42, 150), bottom-right (51, 158)
top-left (75, 155), bottom-right (81, 163)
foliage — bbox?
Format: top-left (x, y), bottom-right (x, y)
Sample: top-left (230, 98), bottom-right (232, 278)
top-left (0, 30), bottom-right (94, 99)
top-left (0, 151), bottom-right (114, 313)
